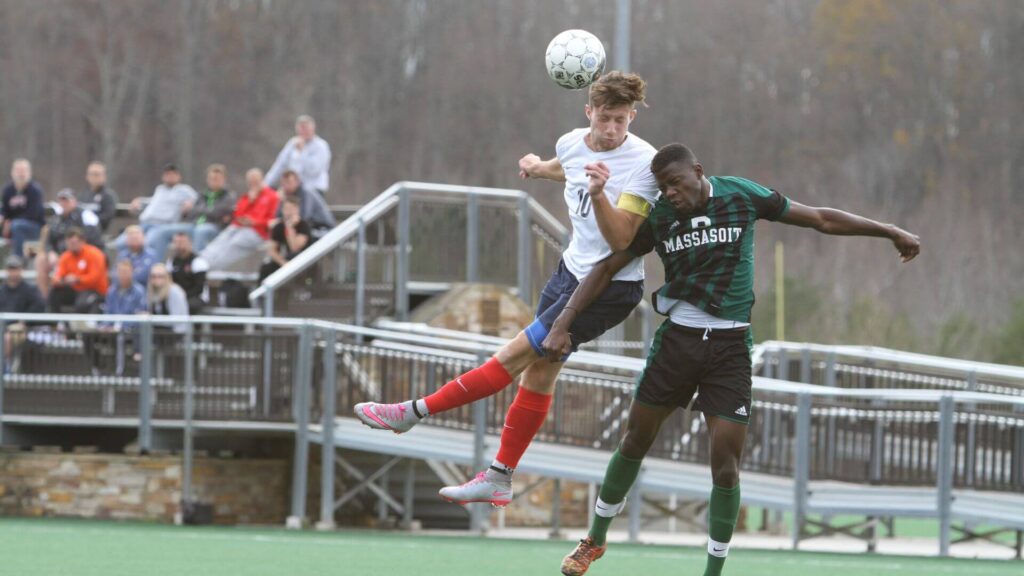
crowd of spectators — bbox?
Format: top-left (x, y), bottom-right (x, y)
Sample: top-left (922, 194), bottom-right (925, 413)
top-left (0, 114), bottom-right (334, 345)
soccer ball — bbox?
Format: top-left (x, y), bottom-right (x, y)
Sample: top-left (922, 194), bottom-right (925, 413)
top-left (545, 29), bottom-right (606, 90)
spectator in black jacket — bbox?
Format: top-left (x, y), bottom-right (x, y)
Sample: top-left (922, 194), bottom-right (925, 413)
top-left (167, 232), bottom-right (209, 314)
top-left (1, 255), bottom-right (44, 365)
top-left (0, 159), bottom-right (46, 258)
top-left (48, 189), bottom-right (104, 255)
top-left (259, 195), bottom-right (311, 282)
top-left (76, 161), bottom-right (119, 233)
top-left (277, 170), bottom-right (335, 234)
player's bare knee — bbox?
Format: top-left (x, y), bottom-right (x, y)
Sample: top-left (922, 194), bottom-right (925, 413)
top-left (712, 460), bottom-right (740, 488)
top-left (494, 332), bottom-right (538, 375)
top-left (620, 424), bottom-right (656, 459)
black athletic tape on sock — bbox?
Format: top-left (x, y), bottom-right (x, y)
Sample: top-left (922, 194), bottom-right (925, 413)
top-left (489, 465), bottom-right (512, 476)
top-left (412, 401), bottom-right (425, 419)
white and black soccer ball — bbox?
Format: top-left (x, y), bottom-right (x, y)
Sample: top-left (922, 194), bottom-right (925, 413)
top-left (545, 29), bottom-right (606, 90)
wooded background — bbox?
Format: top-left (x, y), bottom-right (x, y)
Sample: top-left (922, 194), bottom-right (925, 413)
top-left (0, 0), bottom-right (1020, 363)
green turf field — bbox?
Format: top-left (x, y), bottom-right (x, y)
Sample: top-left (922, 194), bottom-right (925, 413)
top-left (0, 518), bottom-right (1017, 576)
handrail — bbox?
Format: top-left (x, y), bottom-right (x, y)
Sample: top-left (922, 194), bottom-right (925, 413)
top-left (8, 311), bottom-right (1022, 407)
top-left (248, 181), bottom-right (570, 304)
top-left (760, 340), bottom-right (1024, 381)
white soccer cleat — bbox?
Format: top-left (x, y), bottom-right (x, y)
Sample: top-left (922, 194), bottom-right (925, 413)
top-left (438, 470), bottom-right (513, 508)
top-left (354, 401), bottom-right (419, 434)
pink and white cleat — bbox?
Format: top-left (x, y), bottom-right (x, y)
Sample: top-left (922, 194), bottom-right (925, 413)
top-left (438, 470), bottom-right (513, 508)
top-left (354, 401), bottom-right (420, 434)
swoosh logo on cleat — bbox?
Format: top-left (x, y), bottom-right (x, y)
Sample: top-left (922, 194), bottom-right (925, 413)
top-left (492, 491), bottom-right (511, 497)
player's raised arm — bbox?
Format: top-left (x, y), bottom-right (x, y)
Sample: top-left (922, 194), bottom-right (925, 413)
top-left (585, 161), bottom-right (652, 251)
top-left (519, 154), bottom-right (566, 182)
top-left (540, 250), bottom-right (635, 359)
top-left (779, 201), bottom-right (921, 263)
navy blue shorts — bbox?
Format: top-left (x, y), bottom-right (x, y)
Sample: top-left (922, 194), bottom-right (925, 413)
top-left (524, 259), bottom-right (644, 358)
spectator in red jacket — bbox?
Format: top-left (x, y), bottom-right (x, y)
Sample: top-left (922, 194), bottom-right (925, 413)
top-left (199, 168), bottom-right (279, 272)
top-left (49, 228), bottom-right (109, 312)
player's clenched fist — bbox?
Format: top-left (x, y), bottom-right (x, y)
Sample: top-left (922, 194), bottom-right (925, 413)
top-left (584, 162), bottom-right (611, 196)
top-left (519, 154), bottom-right (543, 179)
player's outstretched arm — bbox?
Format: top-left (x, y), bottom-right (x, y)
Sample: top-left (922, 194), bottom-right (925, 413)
top-left (540, 250), bottom-right (635, 359)
top-left (519, 154), bottom-right (566, 182)
top-left (585, 161), bottom-right (648, 251)
top-left (779, 201), bottom-right (921, 262)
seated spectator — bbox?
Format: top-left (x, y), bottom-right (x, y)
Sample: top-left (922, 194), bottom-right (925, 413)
top-left (76, 161), bottom-right (119, 233)
top-left (189, 163), bottom-right (237, 252)
top-left (105, 259), bottom-right (147, 317)
top-left (259, 196), bottom-right (311, 282)
top-left (167, 232), bottom-right (209, 314)
top-left (266, 114), bottom-right (331, 196)
top-left (49, 228), bottom-right (108, 313)
top-left (147, 263), bottom-right (188, 333)
top-left (277, 170), bottom-right (336, 233)
top-left (48, 189), bottom-right (104, 254)
top-left (0, 159), bottom-right (45, 258)
top-left (1, 255), bottom-right (44, 367)
top-left (117, 225), bottom-right (157, 287)
top-left (199, 168), bottom-right (279, 272)
top-left (131, 163), bottom-right (197, 260)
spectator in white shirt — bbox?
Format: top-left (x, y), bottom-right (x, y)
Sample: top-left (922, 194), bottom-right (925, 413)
top-left (129, 163), bottom-right (198, 259)
top-left (265, 115), bottom-right (331, 196)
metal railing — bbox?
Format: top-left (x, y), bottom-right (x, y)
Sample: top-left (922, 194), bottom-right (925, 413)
top-left (2, 312), bottom-right (1023, 556)
top-left (246, 181), bottom-right (654, 354)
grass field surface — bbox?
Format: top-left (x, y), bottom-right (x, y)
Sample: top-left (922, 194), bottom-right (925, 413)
top-left (0, 518), bottom-right (1017, 576)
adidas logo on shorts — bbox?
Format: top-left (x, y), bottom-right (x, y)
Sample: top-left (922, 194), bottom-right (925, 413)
top-left (734, 406), bottom-right (748, 416)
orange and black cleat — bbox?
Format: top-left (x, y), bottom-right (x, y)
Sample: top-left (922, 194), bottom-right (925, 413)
top-left (560, 536), bottom-right (606, 576)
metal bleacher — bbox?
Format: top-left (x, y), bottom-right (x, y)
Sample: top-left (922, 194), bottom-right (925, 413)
top-left (2, 182), bottom-right (1023, 559)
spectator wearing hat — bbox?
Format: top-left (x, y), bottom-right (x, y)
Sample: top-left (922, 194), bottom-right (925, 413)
top-left (49, 228), bottom-right (108, 313)
top-left (1, 255), bottom-right (43, 366)
top-left (48, 188), bottom-right (103, 255)
top-left (1, 255), bottom-right (44, 314)
top-left (130, 163), bottom-right (197, 260)
top-left (200, 168), bottom-right (279, 272)
top-left (76, 161), bottom-right (119, 233)
top-left (0, 159), bottom-right (45, 258)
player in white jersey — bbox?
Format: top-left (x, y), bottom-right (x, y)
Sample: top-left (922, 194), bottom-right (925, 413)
top-left (354, 72), bottom-right (659, 507)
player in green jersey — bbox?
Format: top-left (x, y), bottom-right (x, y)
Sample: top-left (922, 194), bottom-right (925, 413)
top-left (555, 143), bottom-right (920, 576)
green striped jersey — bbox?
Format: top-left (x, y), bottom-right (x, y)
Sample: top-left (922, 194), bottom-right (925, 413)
top-left (628, 176), bottom-right (790, 323)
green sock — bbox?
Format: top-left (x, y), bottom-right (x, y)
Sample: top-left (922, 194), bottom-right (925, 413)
top-left (704, 483), bottom-right (741, 576)
top-left (587, 449), bottom-right (643, 546)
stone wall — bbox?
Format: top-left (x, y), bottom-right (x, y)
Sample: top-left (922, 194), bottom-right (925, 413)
top-left (0, 450), bottom-right (288, 525)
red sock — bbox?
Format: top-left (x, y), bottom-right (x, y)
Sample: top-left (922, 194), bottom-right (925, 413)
top-left (422, 358), bottom-right (513, 414)
top-left (494, 387), bottom-right (554, 470)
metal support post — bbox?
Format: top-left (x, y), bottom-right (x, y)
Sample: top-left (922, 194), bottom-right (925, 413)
top-left (470, 352), bottom-right (489, 533)
top-left (516, 196), bottom-right (531, 304)
top-left (549, 479), bottom-right (563, 539)
top-left (402, 460), bottom-right (416, 529)
top-left (792, 393), bottom-right (812, 549)
top-left (396, 189), bottom-right (411, 320)
top-left (288, 323), bottom-right (313, 529)
top-left (182, 325), bottom-right (195, 506)
top-left (318, 329), bottom-right (337, 530)
top-left (355, 219), bottom-right (367, 329)
top-left (138, 321), bottom-right (154, 453)
top-left (467, 194), bottom-right (480, 282)
top-left (777, 349), bottom-right (789, 381)
top-left (799, 347), bottom-right (812, 383)
top-left (937, 395), bottom-right (955, 557)
top-left (0, 318), bottom-right (6, 446)
top-left (824, 352), bottom-right (836, 387)
top-left (377, 469), bottom-right (390, 522)
top-left (262, 290), bottom-right (274, 417)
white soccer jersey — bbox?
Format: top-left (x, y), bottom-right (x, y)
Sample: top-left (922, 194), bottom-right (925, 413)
top-left (556, 128), bottom-right (659, 281)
